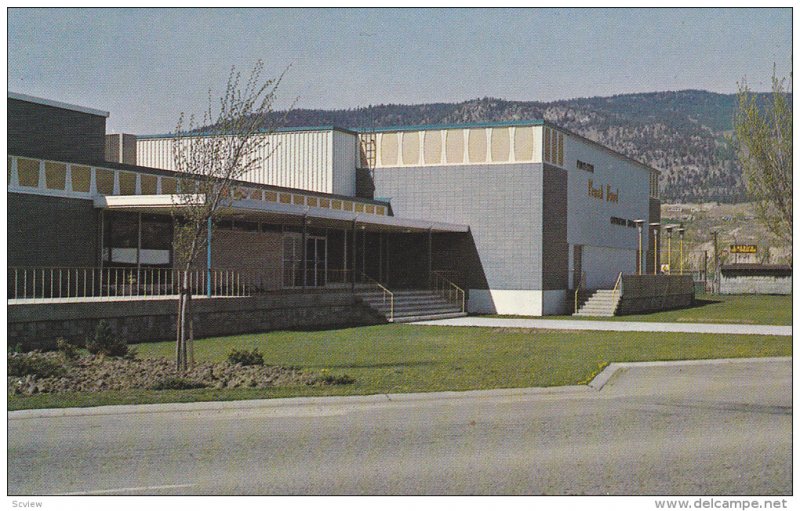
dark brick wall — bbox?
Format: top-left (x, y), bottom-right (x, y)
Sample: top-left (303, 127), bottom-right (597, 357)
top-left (9, 98), bottom-right (106, 162)
top-left (8, 292), bottom-right (383, 350)
top-left (542, 165), bottom-right (569, 290)
top-left (8, 193), bottom-right (98, 268)
top-left (105, 134), bottom-right (137, 164)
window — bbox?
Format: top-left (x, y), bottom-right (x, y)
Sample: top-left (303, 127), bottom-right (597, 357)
top-left (104, 212), bottom-right (172, 266)
top-left (282, 234), bottom-right (303, 287)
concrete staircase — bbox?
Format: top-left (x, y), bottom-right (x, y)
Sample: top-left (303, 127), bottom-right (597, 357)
top-left (358, 289), bottom-right (467, 323)
top-left (573, 289), bottom-right (621, 317)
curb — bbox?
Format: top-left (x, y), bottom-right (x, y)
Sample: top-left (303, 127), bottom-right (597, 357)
top-left (9, 384), bottom-right (591, 420)
top-left (9, 357), bottom-right (792, 420)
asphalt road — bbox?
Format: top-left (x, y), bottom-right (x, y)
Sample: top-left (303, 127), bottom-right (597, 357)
top-left (8, 358), bottom-right (791, 495)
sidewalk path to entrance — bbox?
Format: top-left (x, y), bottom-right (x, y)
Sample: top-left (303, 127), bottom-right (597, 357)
top-left (412, 316), bottom-right (792, 336)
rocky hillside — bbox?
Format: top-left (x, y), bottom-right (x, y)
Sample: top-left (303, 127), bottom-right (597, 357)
top-left (269, 90), bottom-right (779, 204)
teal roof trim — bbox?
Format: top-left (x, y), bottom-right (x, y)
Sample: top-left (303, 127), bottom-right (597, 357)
top-left (351, 119), bottom-right (545, 133)
top-left (138, 125), bottom-right (358, 139)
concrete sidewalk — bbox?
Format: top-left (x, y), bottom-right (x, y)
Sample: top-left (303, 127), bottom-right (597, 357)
top-left (412, 316), bottom-right (792, 336)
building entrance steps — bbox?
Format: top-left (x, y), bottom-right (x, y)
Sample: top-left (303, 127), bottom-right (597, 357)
top-left (357, 289), bottom-right (467, 323)
top-left (573, 289), bottom-right (621, 317)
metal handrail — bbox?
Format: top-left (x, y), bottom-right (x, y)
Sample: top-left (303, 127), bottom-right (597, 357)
top-left (574, 271), bottom-right (586, 313)
top-left (610, 272), bottom-right (623, 314)
top-left (359, 272), bottom-right (394, 322)
top-left (431, 271), bottom-right (465, 313)
top-left (7, 266), bottom-right (261, 300)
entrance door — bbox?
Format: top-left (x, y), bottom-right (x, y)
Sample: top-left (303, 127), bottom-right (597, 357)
top-left (305, 236), bottom-right (327, 287)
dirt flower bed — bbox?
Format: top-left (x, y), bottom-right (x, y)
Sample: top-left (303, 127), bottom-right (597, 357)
top-left (8, 351), bottom-right (352, 396)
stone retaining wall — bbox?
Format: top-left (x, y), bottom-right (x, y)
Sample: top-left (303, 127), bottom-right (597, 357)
top-left (9, 291), bottom-right (383, 351)
top-left (617, 274), bottom-right (694, 315)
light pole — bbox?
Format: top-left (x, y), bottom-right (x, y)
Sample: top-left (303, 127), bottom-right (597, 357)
top-left (634, 219), bottom-right (644, 275)
top-left (665, 225), bottom-right (674, 274)
top-left (649, 222), bottom-right (660, 275)
top-left (677, 225), bottom-right (685, 274)
top-left (712, 230), bottom-right (719, 293)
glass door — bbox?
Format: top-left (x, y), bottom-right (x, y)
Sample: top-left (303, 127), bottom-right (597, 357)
top-left (305, 236), bottom-right (327, 287)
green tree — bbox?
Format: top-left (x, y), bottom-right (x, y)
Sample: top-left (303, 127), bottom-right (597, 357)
top-left (171, 61), bottom-right (287, 370)
top-left (733, 69), bottom-right (792, 245)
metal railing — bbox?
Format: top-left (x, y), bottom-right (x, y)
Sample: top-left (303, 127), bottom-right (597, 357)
top-left (359, 272), bottom-right (394, 322)
top-left (7, 266), bottom-right (281, 300)
top-left (610, 271), bottom-right (623, 314)
top-left (431, 271), bottom-right (465, 313)
top-left (573, 270), bottom-right (587, 313)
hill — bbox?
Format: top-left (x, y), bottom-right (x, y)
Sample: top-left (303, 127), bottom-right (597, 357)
top-left (269, 90), bottom-right (778, 203)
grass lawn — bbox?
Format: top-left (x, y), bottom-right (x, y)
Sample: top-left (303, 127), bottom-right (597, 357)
top-left (494, 294), bottom-right (792, 325)
top-left (9, 324), bottom-right (790, 411)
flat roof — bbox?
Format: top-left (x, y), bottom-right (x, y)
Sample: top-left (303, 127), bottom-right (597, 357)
top-left (8, 91), bottom-right (110, 118)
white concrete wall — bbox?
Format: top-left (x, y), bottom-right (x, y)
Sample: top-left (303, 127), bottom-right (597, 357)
top-left (137, 130), bottom-right (358, 196)
top-left (468, 289), bottom-right (543, 315)
top-left (582, 246), bottom-right (636, 288)
top-left (332, 130), bottom-right (357, 196)
top-left (562, 132), bottom-right (652, 289)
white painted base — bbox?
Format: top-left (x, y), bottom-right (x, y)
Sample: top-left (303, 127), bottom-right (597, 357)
top-left (468, 289), bottom-right (540, 315)
top-left (469, 289), bottom-right (570, 316)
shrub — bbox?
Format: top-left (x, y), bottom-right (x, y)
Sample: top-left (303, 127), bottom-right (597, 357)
top-left (8, 353), bottom-right (65, 378)
top-left (85, 320), bottom-right (129, 357)
top-left (227, 348), bottom-right (264, 366)
top-left (306, 374), bottom-right (355, 386)
top-left (55, 338), bottom-right (80, 360)
top-left (149, 377), bottom-right (207, 391)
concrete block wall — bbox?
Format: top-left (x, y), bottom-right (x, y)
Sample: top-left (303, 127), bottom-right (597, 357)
top-left (617, 274), bottom-right (694, 315)
top-left (8, 292), bottom-right (383, 351)
top-left (720, 275), bottom-right (792, 295)
top-left (373, 163), bottom-right (542, 291)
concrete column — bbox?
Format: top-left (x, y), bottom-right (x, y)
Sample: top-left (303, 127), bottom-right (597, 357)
top-left (428, 227), bottom-right (433, 287)
top-left (206, 217), bottom-right (212, 297)
top-left (302, 214), bottom-right (308, 290)
top-left (351, 220), bottom-right (357, 291)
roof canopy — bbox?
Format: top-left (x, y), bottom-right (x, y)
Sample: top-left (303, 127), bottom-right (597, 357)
top-left (94, 195), bottom-right (469, 234)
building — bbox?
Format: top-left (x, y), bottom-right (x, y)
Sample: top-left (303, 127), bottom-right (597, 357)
top-left (136, 119), bottom-right (662, 315)
top-left (719, 264), bottom-right (792, 295)
top-left (8, 91), bottom-right (666, 346)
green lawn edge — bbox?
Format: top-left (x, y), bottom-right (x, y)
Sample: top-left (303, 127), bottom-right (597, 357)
top-left (9, 324), bottom-right (791, 411)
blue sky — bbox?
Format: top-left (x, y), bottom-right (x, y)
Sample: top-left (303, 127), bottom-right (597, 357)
top-left (8, 8), bottom-right (792, 134)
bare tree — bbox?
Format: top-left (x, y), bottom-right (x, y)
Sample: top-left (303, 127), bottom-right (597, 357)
top-left (734, 68), bottom-right (792, 245)
top-left (171, 60), bottom-right (286, 371)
